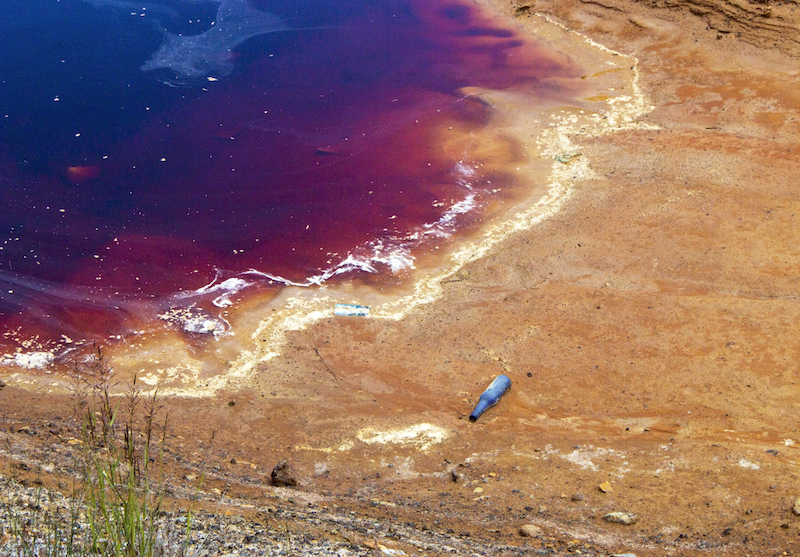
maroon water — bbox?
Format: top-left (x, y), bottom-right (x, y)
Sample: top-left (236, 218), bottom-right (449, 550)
top-left (0, 0), bottom-right (576, 353)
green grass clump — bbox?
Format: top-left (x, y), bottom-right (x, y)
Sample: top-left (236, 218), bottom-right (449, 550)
top-left (76, 348), bottom-right (173, 556)
top-left (2, 347), bottom-right (192, 557)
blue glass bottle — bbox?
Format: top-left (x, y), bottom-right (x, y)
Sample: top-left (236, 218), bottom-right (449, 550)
top-left (469, 374), bottom-right (511, 422)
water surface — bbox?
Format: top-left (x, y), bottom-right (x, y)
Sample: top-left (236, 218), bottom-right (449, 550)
top-left (0, 0), bottom-right (576, 355)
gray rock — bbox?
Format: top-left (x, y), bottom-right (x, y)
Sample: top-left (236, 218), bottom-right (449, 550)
top-left (604, 512), bottom-right (638, 525)
top-left (792, 497), bottom-right (800, 515)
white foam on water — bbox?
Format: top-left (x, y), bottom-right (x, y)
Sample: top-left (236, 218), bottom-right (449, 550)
top-left (418, 192), bottom-right (477, 237)
top-left (179, 275), bottom-right (252, 308)
top-left (158, 306), bottom-right (229, 337)
top-left (364, 242), bottom-right (416, 274)
top-left (453, 161), bottom-right (476, 187)
top-left (2, 352), bottom-right (55, 370)
top-left (183, 316), bottom-right (222, 334)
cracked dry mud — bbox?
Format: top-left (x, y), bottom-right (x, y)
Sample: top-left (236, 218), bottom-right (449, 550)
top-left (3, 0), bottom-right (800, 554)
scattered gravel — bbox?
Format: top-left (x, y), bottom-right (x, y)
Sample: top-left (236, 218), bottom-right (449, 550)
top-left (1, 475), bottom-right (594, 556)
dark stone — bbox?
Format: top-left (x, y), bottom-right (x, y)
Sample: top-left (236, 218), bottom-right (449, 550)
top-left (271, 460), bottom-right (298, 487)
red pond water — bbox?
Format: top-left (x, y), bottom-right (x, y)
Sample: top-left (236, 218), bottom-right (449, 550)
top-left (0, 0), bottom-right (577, 354)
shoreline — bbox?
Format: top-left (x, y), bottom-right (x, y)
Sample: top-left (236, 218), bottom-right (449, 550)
top-left (160, 6), bottom-right (657, 398)
top-left (0, 2), bottom-right (655, 399)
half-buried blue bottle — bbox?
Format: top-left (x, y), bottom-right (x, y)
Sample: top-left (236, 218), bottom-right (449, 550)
top-left (469, 374), bottom-right (512, 422)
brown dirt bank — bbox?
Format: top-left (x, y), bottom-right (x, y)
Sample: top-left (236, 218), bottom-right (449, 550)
top-left (3, 0), bottom-right (800, 554)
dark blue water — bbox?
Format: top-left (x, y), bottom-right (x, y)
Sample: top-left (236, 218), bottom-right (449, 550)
top-left (0, 0), bottom-right (575, 350)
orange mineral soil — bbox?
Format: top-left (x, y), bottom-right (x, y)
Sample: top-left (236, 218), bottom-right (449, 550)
top-left (3, 0), bottom-right (800, 554)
